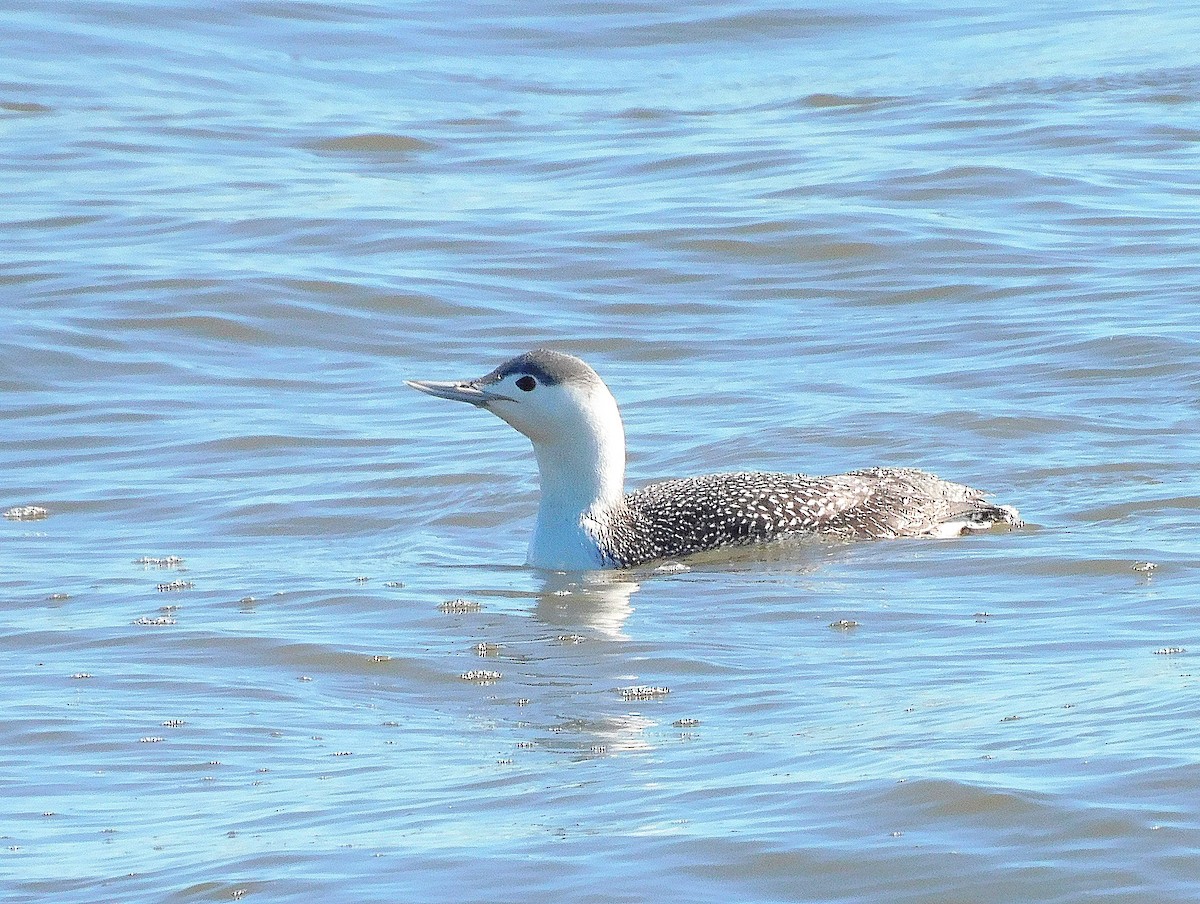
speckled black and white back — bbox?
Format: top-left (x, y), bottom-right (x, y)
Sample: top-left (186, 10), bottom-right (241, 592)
top-left (595, 467), bottom-right (1021, 567)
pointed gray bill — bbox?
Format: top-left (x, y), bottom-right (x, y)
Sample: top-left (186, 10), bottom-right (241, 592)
top-left (405, 379), bottom-right (507, 407)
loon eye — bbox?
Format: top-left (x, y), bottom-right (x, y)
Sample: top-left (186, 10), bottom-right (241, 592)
top-left (516, 375), bottom-right (537, 392)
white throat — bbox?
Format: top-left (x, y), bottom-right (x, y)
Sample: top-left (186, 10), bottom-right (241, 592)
top-left (524, 385), bottom-right (626, 570)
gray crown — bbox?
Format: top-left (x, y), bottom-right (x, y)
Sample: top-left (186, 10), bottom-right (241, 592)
top-left (481, 349), bottom-right (602, 388)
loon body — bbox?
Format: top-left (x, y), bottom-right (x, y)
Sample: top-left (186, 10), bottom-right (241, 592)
top-left (408, 350), bottom-right (1020, 570)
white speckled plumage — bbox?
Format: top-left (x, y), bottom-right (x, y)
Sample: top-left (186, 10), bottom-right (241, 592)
top-left (408, 350), bottom-right (1021, 570)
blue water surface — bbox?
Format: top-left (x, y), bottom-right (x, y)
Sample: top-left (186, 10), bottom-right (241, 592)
top-left (3, 2), bottom-right (1200, 902)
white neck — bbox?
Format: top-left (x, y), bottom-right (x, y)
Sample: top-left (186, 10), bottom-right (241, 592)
top-left (525, 388), bottom-right (626, 570)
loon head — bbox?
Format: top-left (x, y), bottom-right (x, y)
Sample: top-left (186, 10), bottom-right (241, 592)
top-left (407, 350), bottom-right (627, 569)
top-left (406, 349), bottom-right (620, 446)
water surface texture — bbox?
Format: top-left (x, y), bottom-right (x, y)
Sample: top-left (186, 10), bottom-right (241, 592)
top-left (3, 2), bottom-right (1200, 902)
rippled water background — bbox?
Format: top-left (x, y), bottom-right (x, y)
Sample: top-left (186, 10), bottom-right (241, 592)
top-left (4, 2), bottom-right (1200, 901)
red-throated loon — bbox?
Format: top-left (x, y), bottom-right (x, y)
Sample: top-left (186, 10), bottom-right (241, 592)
top-left (407, 349), bottom-right (1021, 570)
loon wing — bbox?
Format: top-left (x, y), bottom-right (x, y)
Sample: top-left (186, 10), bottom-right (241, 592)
top-left (837, 467), bottom-right (1021, 538)
top-left (606, 469), bottom-right (1019, 565)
